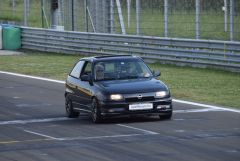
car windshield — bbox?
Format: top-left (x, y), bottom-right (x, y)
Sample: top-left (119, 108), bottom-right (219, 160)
top-left (94, 59), bottom-right (153, 81)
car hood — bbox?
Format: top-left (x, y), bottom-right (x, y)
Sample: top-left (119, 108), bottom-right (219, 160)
top-left (95, 78), bottom-right (168, 94)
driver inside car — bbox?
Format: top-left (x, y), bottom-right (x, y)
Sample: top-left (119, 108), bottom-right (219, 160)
top-left (95, 64), bottom-right (105, 80)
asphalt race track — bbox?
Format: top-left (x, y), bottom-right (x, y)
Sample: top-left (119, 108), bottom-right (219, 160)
top-left (0, 72), bottom-right (239, 161)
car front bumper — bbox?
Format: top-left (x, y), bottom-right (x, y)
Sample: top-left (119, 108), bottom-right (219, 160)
top-left (99, 98), bottom-right (172, 117)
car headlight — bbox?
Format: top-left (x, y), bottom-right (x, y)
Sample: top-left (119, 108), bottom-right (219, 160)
top-left (110, 94), bottom-right (123, 101)
top-left (155, 91), bottom-right (168, 98)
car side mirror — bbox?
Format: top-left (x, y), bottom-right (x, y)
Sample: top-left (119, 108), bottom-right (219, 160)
top-left (153, 70), bottom-right (161, 77)
top-left (81, 75), bottom-right (93, 85)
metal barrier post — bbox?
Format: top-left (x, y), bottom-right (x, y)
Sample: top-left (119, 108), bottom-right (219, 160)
top-left (41, 0), bottom-right (44, 28)
top-left (164, 0), bottom-right (168, 37)
top-left (224, 0), bottom-right (228, 32)
top-left (116, 0), bottom-right (126, 34)
top-left (85, 0), bottom-right (88, 32)
top-left (196, 0), bottom-right (200, 39)
top-left (71, 0), bottom-right (75, 31)
top-left (110, 0), bottom-right (115, 33)
top-left (24, 0), bottom-right (29, 26)
top-left (230, 0), bottom-right (234, 41)
top-left (127, 0), bottom-right (131, 28)
top-left (136, 0), bottom-right (141, 35)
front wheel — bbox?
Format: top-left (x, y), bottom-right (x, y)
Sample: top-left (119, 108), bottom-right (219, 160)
top-left (91, 98), bottom-right (102, 123)
top-left (65, 98), bottom-right (79, 118)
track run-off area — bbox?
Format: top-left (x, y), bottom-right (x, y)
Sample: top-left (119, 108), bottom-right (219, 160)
top-left (0, 71), bottom-right (239, 161)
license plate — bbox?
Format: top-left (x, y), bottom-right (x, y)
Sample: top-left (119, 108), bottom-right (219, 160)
top-left (129, 103), bottom-right (153, 111)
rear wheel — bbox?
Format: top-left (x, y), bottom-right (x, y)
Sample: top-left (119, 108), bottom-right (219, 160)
top-left (91, 98), bottom-right (102, 123)
top-left (65, 98), bottom-right (79, 118)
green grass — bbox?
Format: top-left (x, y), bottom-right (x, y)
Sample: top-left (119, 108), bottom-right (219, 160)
top-left (0, 52), bottom-right (81, 80)
top-left (0, 51), bottom-right (239, 109)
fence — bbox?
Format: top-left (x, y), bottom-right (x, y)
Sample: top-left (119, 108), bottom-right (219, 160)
top-left (1, 0), bottom-right (240, 41)
top-left (21, 27), bottom-right (240, 72)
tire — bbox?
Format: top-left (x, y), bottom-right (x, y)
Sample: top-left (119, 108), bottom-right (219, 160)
top-left (159, 112), bottom-right (172, 120)
top-left (65, 98), bottom-right (79, 118)
top-left (91, 98), bottom-right (102, 123)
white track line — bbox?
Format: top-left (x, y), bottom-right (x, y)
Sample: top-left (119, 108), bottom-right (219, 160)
top-left (60, 134), bottom-right (144, 141)
top-left (0, 117), bottom-right (73, 125)
top-left (117, 124), bottom-right (158, 135)
top-left (174, 108), bottom-right (225, 114)
top-left (173, 99), bottom-right (240, 113)
top-left (1, 71), bottom-right (240, 113)
top-left (0, 71), bottom-right (65, 84)
top-left (24, 130), bottom-right (61, 140)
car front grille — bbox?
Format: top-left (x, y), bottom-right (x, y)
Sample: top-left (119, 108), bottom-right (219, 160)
top-left (125, 96), bottom-right (155, 103)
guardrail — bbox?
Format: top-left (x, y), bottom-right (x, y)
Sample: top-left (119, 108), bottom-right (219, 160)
top-left (21, 27), bottom-right (240, 72)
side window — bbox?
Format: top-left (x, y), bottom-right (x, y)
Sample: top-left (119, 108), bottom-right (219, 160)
top-left (80, 61), bottom-right (92, 77)
top-left (105, 63), bottom-right (115, 73)
top-left (70, 61), bottom-right (84, 78)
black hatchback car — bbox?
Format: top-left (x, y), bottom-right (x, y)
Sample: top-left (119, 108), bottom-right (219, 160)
top-left (65, 55), bottom-right (172, 123)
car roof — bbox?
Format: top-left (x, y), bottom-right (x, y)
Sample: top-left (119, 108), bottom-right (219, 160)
top-left (80, 55), bottom-right (141, 62)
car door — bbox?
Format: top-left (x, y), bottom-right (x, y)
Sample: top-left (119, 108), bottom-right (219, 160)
top-left (66, 60), bottom-right (85, 106)
top-left (75, 61), bottom-right (93, 112)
